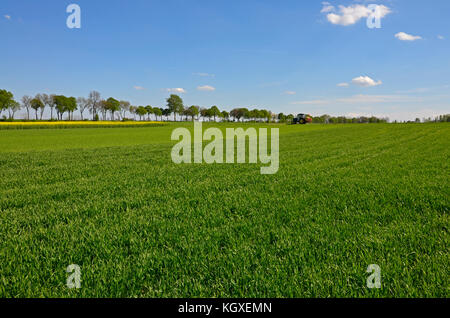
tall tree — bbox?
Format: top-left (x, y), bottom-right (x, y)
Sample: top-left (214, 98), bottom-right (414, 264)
top-left (162, 108), bottom-right (171, 121)
top-left (30, 98), bottom-right (44, 120)
top-left (129, 106), bottom-right (137, 120)
top-left (7, 100), bottom-right (21, 119)
top-left (88, 91), bottom-right (101, 120)
top-left (105, 97), bottom-right (120, 120)
top-left (221, 110), bottom-right (229, 121)
top-left (0, 89), bottom-right (14, 118)
top-left (43, 94), bottom-right (55, 120)
top-left (66, 97), bottom-right (77, 120)
top-left (145, 105), bottom-right (153, 121)
top-left (136, 106), bottom-right (147, 121)
top-left (99, 100), bottom-right (108, 120)
top-left (209, 105), bottom-right (220, 122)
top-left (119, 101), bottom-right (131, 120)
top-left (230, 108), bottom-right (249, 122)
top-left (77, 97), bottom-right (89, 120)
top-left (53, 95), bottom-right (66, 120)
top-left (21, 95), bottom-right (32, 120)
top-left (36, 94), bottom-right (47, 120)
top-left (166, 94), bottom-right (184, 121)
top-left (200, 108), bottom-right (209, 121)
top-left (188, 105), bottom-right (199, 121)
top-left (153, 107), bottom-right (162, 121)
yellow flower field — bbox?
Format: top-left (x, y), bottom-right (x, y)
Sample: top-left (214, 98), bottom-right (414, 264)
top-left (0, 121), bottom-right (167, 129)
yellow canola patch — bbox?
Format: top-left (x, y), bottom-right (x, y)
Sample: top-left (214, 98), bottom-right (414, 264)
top-left (0, 121), bottom-right (166, 129)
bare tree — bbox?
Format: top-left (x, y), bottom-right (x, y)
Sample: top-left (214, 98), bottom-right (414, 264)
top-left (77, 97), bottom-right (89, 120)
top-left (36, 94), bottom-right (49, 120)
top-left (119, 100), bottom-right (130, 120)
top-left (42, 94), bottom-right (55, 120)
top-left (88, 91), bottom-right (101, 120)
top-left (21, 95), bottom-right (32, 120)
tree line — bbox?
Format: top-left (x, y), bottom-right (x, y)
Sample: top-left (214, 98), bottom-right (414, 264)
top-left (2, 88), bottom-right (449, 124)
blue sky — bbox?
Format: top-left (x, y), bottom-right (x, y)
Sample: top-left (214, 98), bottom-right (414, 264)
top-left (1, 0), bottom-right (449, 121)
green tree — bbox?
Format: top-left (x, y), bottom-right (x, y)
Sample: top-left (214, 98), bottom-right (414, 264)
top-left (230, 108), bottom-right (249, 122)
top-left (187, 105), bottom-right (199, 121)
top-left (66, 97), bottom-right (77, 120)
top-left (54, 95), bottom-right (74, 120)
top-left (105, 97), bottom-right (120, 120)
top-left (30, 97), bottom-right (44, 120)
top-left (7, 100), bottom-right (21, 119)
top-left (145, 105), bottom-right (154, 121)
top-left (136, 106), bottom-right (147, 121)
top-left (221, 110), bottom-right (229, 121)
top-left (162, 108), bottom-right (171, 121)
top-left (0, 89), bottom-right (14, 118)
top-left (166, 94), bottom-right (184, 121)
top-left (200, 108), bottom-right (209, 121)
top-left (153, 107), bottom-right (162, 121)
top-left (209, 105), bottom-right (220, 122)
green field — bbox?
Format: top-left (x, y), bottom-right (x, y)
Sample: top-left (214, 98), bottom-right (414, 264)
top-left (0, 123), bottom-right (448, 297)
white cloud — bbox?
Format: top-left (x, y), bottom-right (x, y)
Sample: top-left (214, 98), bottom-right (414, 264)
top-left (166, 88), bottom-right (186, 93)
top-left (337, 83), bottom-right (349, 87)
top-left (395, 32), bottom-right (422, 41)
top-left (284, 91), bottom-right (296, 95)
top-left (133, 86), bottom-right (145, 90)
top-left (325, 4), bottom-right (391, 26)
top-left (437, 35), bottom-right (445, 40)
top-left (4, 15), bottom-right (11, 20)
top-left (197, 85), bottom-right (216, 91)
top-left (321, 2), bottom-right (335, 13)
top-left (351, 76), bottom-right (382, 87)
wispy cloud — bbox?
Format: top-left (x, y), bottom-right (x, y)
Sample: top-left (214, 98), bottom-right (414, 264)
top-left (133, 86), bottom-right (145, 90)
top-left (337, 83), bottom-right (349, 87)
top-left (291, 99), bottom-right (329, 105)
top-left (395, 32), bottom-right (422, 41)
top-left (193, 72), bottom-right (215, 78)
top-left (437, 35), bottom-right (445, 40)
top-left (197, 85), bottom-right (216, 91)
top-left (283, 91), bottom-right (296, 95)
top-left (321, 2), bottom-right (335, 13)
top-left (4, 14), bottom-right (11, 20)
